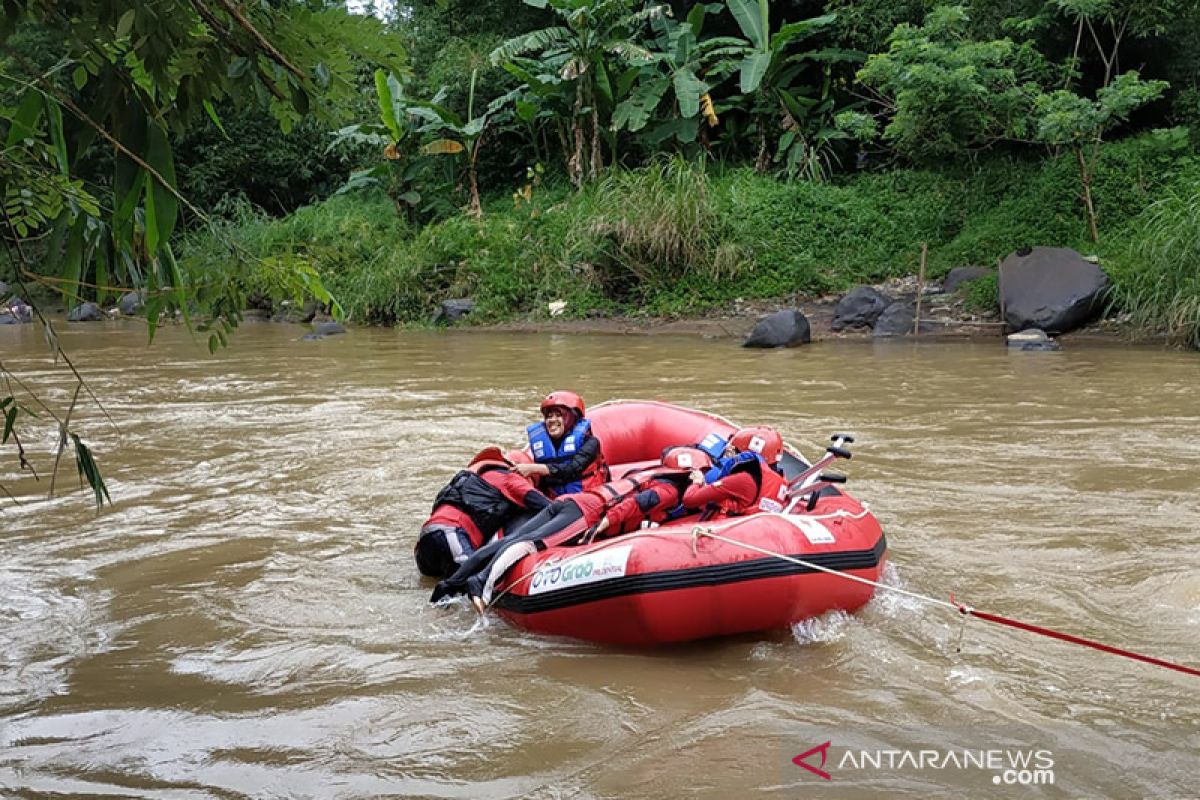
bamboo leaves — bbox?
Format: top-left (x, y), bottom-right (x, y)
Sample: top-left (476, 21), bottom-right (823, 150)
top-left (1, 396), bottom-right (16, 445)
top-left (70, 433), bottom-right (111, 510)
top-left (143, 124), bottom-right (178, 256)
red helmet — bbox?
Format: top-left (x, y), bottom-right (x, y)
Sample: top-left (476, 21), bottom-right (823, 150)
top-left (730, 426), bottom-right (783, 464)
top-left (540, 390), bottom-right (585, 420)
top-left (662, 446), bottom-right (713, 472)
top-left (468, 446), bottom-right (509, 471)
top-left (504, 449), bottom-right (533, 466)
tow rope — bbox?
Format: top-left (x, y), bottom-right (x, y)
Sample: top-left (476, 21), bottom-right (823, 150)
top-left (691, 520), bottom-right (1200, 680)
top-left (947, 598), bottom-right (1200, 678)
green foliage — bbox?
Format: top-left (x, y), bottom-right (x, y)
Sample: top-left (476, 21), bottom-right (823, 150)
top-left (175, 107), bottom-right (373, 215)
top-left (962, 272), bottom-right (999, 313)
top-left (171, 132), bottom-right (1195, 333)
top-left (490, 0), bottom-right (667, 184)
top-left (611, 5), bottom-right (739, 143)
top-left (573, 156), bottom-right (746, 302)
top-left (70, 432), bottom-right (111, 510)
top-left (856, 5), bottom-right (1045, 161)
top-left (1106, 161), bottom-right (1200, 348)
top-left (0, 89), bottom-right (99, 237)
top-left (1034, 72), bottom-right (1169, 148)
top-left (1, 0), bottom-right (405, 338)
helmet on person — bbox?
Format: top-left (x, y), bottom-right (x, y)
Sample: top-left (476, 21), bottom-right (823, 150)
top-left (504, 449), bottom-right (533, 466)
top-left (468, 446), bottom-right (510, 471)
top-left (540, 390), bottom-right (585, 421)
top-left (730, 426), bottom-right (783, 465)
top-left (662, 446), bottom-right (713, 472)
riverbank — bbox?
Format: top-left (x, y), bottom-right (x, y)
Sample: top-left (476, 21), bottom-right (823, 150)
top-left (460, 268), bottom-right (1146, 345)
top-left (169, 135), bottom-right (1198, 349)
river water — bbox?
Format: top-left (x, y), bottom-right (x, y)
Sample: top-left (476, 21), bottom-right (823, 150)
top-left (0, 321), bottom-right (1197, 799)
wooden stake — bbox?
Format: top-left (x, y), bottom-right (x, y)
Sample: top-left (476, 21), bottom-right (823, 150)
top-left (913, 243), bottom-right (927, 336)
top-left (997, 256), bottom-right (1006, 334)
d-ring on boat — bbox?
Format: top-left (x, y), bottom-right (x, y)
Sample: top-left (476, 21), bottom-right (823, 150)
top-left (487, 400), bottom-right (887, 645)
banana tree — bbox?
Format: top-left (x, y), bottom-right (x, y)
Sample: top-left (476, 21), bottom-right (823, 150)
top-left (611, 3), bottom-right (744, 147)
top-left (490, 0), bottom-right (666, 186)
top-left (331, 70), bottom-right (464, 223)
top-left (437, 69), bottom-right (517, 218)
top-left (716, 0), bottom-right (837, 172)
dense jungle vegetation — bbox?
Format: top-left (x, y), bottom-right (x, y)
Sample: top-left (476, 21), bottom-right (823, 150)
top-left (3, 0), bottom-right (1199, 354)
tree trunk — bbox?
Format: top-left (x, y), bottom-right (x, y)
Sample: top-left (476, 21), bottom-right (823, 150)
top-left (755, 114), bottom-right (770, 174)
top-left (556, 123), bottom-right (570, 175)
top-left (467, 132), bottom-right (484, 219)
top-left (590, 105), bottom-right (602, 179)
top-left (568, 83), bottom-right (585, 187)
top-left (1075, 145), bottom-right (1099, 242)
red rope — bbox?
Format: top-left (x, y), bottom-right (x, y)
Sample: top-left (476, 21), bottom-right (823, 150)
top-left (951, 596), bottom-right (1200, 678)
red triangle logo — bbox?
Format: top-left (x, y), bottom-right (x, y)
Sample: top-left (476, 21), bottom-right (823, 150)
top-left (792, 741), bottom-right (832, 781)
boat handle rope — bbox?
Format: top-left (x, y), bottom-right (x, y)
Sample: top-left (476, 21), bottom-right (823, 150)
top-left (690, 520), bottom-right (1200, 680)
top-left (483, 509), bottom-right (872, 610)
top-left (470, 509), bottom-right (1200, 680)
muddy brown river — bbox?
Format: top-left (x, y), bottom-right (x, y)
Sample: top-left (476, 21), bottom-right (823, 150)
top-left (1, 322), bottom-right (1197, 799)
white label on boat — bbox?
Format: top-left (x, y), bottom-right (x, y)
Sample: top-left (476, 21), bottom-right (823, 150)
top-left (529, 545), bottom-right (632, 596)
top-left (791, 517), bottom-right (836, 544)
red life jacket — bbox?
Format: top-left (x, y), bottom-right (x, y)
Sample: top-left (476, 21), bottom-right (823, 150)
top-left (588, 466), bottom-right (686, 511)
top-left (715, 459), bottom-right (791, 516)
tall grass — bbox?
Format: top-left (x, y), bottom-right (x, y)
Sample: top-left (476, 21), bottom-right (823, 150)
top-left (1109, 181), bottom-right (1200, 348)
top-left (576, 157), bottom-right (746, 306)
top-left (175, 134), bottom-right (1199, 338)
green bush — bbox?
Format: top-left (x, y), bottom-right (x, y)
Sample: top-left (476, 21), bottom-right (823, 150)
top-left (1105, 160), bottom-right (1200, 348)
top-left (175, 134), bottom-right (1198, 338)
top-left (962, 273), bottom-right (999, 314)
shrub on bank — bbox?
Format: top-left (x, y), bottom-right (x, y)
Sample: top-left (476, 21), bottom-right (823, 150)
top-left (1104, 159), bottom-right (1200, 348)
top-left (177, 133), bottom-right (1199, 345)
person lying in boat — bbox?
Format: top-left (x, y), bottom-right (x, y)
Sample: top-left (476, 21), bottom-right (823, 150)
top-left (414, 448), bottom-right (549, 579)
top-left (584, 446), bottom-right (714, 541)
top-left (702, 426), bottom-right (787, 479)
top-left (510, 391), bottom-right (610, 498)
top-left (682, 427), bottom-right (791, 517)
top-left (430, 447), bottom-right (710, 609)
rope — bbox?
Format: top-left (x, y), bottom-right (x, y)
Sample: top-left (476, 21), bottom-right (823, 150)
top-left (478, 508), bottom-right (1200, 679)
top-left (690, 522), bottom-right (1200, 680)
top-left (950, 600), bottom-right (1200, 679)
top-left (691, 522), bottom-right (960, 612)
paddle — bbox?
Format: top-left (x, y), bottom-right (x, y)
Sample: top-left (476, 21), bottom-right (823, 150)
top-left (784, 434), bottom-right (854, 512)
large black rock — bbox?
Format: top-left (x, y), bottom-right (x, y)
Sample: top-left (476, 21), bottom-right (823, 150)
top-left (117, 291), bottom-right (144, 316)
top-left (872, 301), bottom-right (916, 337)
top-left (941, 266), bottom-right (992, 294)
top-left (999, 247), bottom-right (1109, 334)
top-left (832, 286), bottom-right (892, 331)
top-left (742, 309), bottom-right (811, 348)
top-left (1, 297), bottom-right (33, 324)
top-left (68, 302), bottom-right (104, 322)
top-left (434, 298), bottom-right (475, 325)
top-left (313, 320), bottom-right (346, 336)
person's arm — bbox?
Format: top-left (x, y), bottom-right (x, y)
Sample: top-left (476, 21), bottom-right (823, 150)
top-left (489, 472), bottom-right (551, 512)
top-left (601, 483), bottom-right (681, 533)
top-left (681, 472), bottom-right (757, 510)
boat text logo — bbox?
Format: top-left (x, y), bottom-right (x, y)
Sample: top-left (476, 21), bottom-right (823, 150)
top-left (792, 743), bottom-right (1055, 786)
top-left (529, 545), bottom-right (631, 596)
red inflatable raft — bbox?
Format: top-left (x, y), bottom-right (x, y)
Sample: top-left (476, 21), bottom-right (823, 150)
top-left (489, 400), bottom-right (887, 645)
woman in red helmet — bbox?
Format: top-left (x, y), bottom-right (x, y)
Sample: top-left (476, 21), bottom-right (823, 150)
top-left (431, 447), bottom-right (708, 608)
top-left (681, 426), bottom-right (790, 517)
top-left (415, 448), bottom-right (549, 578)
top-left (512, 390), bottom-right (609, 498)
